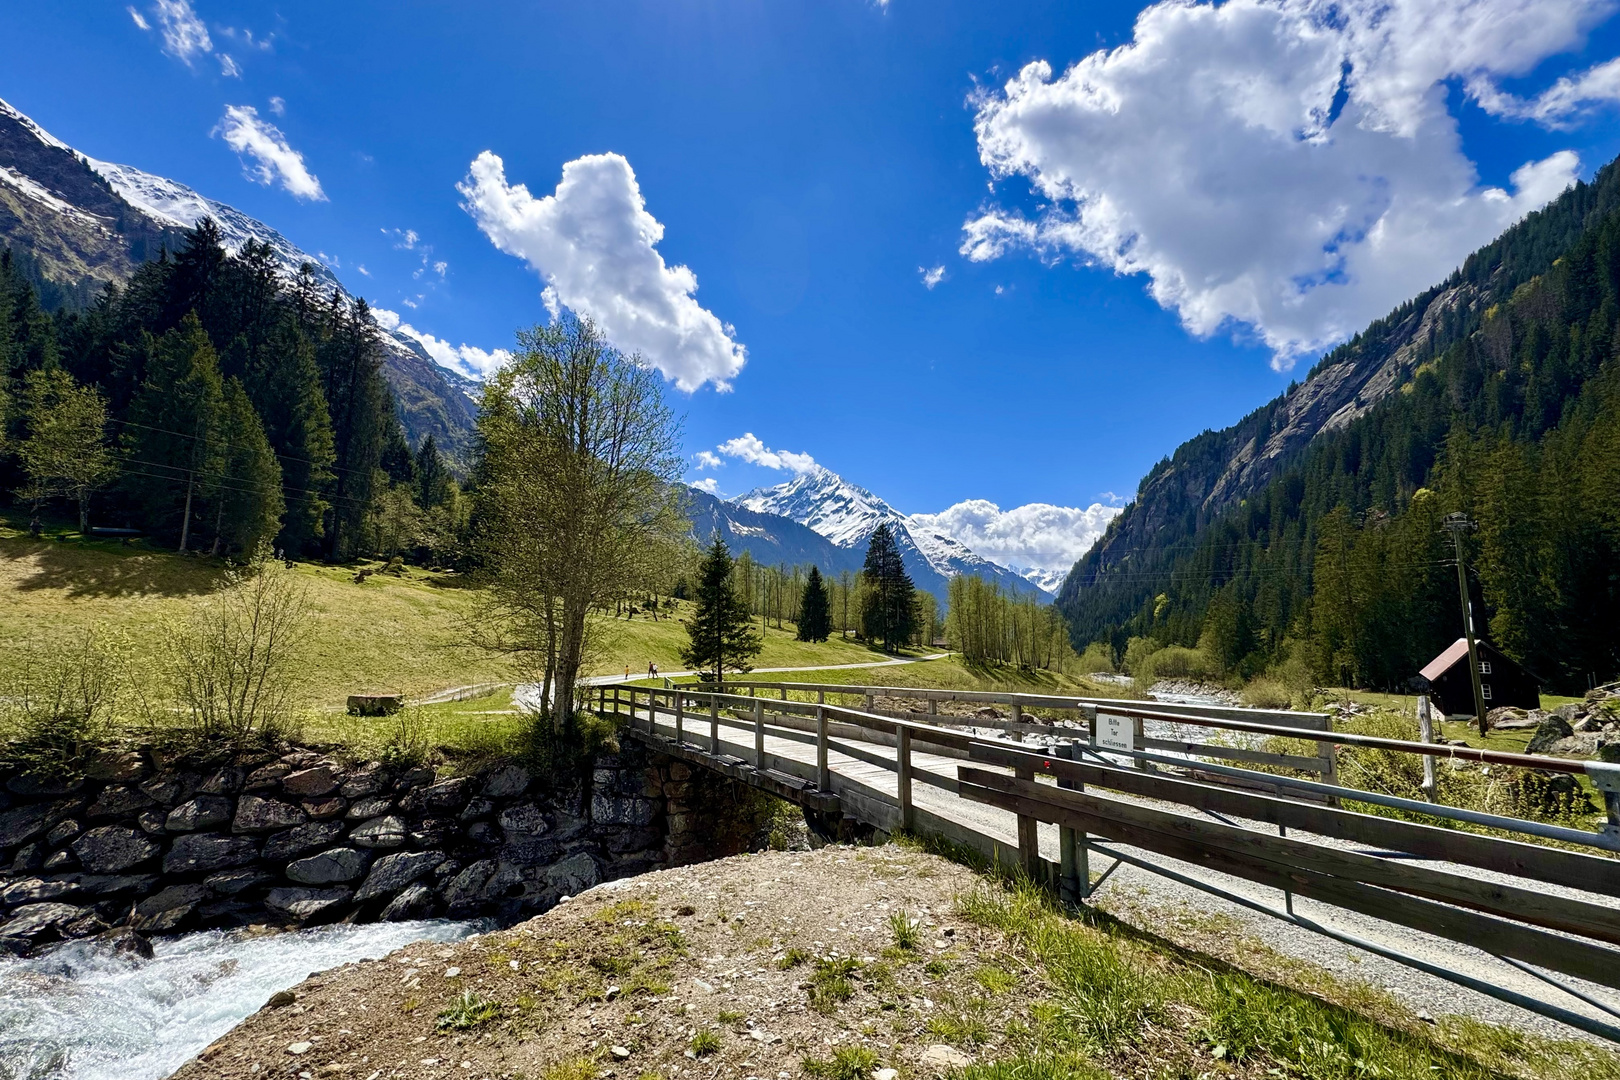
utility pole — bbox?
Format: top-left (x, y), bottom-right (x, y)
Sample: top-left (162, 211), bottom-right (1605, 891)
top-left (1443, 512), bottom-right (1488, 736)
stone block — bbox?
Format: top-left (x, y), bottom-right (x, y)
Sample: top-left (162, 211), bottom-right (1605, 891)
top-left (84, 749), bottom-right (150, 783)
top-left (265, 886), bottom-right (351, 922)
top-left (379, 883), bottom-right (435, 921)
top-left (0, 877), bottom-right (80, 907)
top-left (71, 826), bottom-right (161, 874)
top-left (339, 764), bottom-right (390, 799)
top-left (263, 821), bottom-right (346, 862)
top-left (137, 882), bottom-right (211, 917)
top-left (205, 868), bottom-right (275, 895)
top-left (354, 850), bottom-right (445, 901)
top-left (498, 803), bottom-right (549, 836)
top-left (301, 797), bottom-right (346, 821)
top-left (166, 796), bottom-right (234, 833)
top-left (138, 773), bottom-right (198, 808)
top-left (233, 796), bottom-right (307, 833)
top-left (44, 818), bottom-right (81, 847)
top-left (243, 763), bottom-right (292, 791)
top-left (76, 874), bottom-right (158, 897)
top-left (286, 847), bottom-right (370, 885)
top-left (137, 810), bottom-right (167, 835)
top-left (42, 850), bottom-right (76, 872)
top-left (197, 768), bottom-right (244, 795)
top-left (163, 833), bottom-right (259, 874)
top-left (346, 796), bottom-right (392, 821)
top-left (459, 797), bottom-right (494, 822)
top-left (0, 805), bottom-right (52, 848)
top-left (543, 852), bottom-right (599, 895)
top-left (481, 764), bottom-right (530, 798)
top-left (281, 767), bottom-right (341, 799)
top-left (349, 815), bottom-right (408, 849)
top-left (591, 792), bottom-right (657, 827)
top-left (86, 786), bottom-right (155, 820)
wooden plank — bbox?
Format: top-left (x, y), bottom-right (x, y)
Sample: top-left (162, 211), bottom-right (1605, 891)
top-left (959, 769), bottom-right (1620, 978)
top-left (968, 742), bottom-right (1620, 897)
top-left (1138, 736), bottom-right (1329, 773)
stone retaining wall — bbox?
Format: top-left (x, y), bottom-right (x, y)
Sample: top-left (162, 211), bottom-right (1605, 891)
top-left (0, 740), bottom-right (774, 955)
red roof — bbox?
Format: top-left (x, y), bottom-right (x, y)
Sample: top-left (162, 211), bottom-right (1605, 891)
top-left (1419, 638), bottom-right (1472, 682)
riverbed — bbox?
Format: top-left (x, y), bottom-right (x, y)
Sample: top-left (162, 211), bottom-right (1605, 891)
top-left (0, 920), bottom-right (478, 1080)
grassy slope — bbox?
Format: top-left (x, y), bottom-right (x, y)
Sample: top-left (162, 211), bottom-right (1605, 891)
top-left (0, 522), bottom-right (885, 710)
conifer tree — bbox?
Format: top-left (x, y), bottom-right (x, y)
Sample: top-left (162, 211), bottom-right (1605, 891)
top-left (681, 535), bottom-right (761, 687)
top-left (206, 377), bottom-right (285, 557)
top-left (860, 523), bottom-right (915, 653)
top-left (415, 433), bottom-right (454, 509)
top-left (797, 565), bottom-right (832, 642)
top-left (16, 368), bottom-right (115, 534)
top-left (124, 315), bottom-right (224, 551)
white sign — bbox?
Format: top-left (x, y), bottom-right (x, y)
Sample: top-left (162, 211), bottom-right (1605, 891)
top-left (1095, 714), bottom-right (1134, 753)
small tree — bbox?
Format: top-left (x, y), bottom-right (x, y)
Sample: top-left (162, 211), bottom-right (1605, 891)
top-left (797, 565), bottom-right (832, 642)
top-left (681, 535), bottom-right (761, 687)
top-left (17, 368), bottom-right (116, 535)
top-left (207, 377), bottom-right (285, 557)
top-left (860, 523), bottom-right (915, 653)
top-left (124, 316), bottom-right (225, 552)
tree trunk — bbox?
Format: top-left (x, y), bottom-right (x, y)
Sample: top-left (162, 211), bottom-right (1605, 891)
top-left (179, 474), bottom-right (195, 553)
top-left (77, 493), bottom-right (88, 537)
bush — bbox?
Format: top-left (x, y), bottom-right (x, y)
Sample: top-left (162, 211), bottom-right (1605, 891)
top-left (1122, 637), bottom-right (1162, 677)
top-left (1240, 676), bottom-right (1292, 710)
top-left (0, 630), bottom-right (127, 776)
top-left (1076, 641), bottom-right (1116, 674)
top-left (1137, 645), bottom-right (1220, 683)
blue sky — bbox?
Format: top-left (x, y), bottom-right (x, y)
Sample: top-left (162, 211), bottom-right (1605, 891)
top-left (7, 0), bottom-right (1620, 576)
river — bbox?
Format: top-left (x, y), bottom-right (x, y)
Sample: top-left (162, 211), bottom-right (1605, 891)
top-left (0, 919), bottom-right (478, 1080)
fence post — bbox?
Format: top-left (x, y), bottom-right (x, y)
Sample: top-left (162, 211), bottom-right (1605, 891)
top-left (675, 691), bottom-right (684, 745)
top-left (928, 696), bottom-right (937, 717)
top-left (818, 689), bottom-right (825, 705)
top-left (1011, 701), bottom-right (1023, 727)
top-left (1317, 712), bottom-right (1339, 807)
top-left (781, 687), bottom-right (788, 702)
top-left (1417, 694), bottom-right (1438, 802)
top-left (817, 705), bottom-right (830, 792)
top-left (897, 726), bottom-right (913, 832)
top-left (1015, 764), bottom-right (1040, 878)
top-left (1056, 742), bottom-right (1088, 905)
top-left (754, 697), bottom-right (765, 769)
top-left (709, 697), bottom-right (720, 754)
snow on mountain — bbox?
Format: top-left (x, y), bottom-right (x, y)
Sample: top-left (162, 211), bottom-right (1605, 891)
top-left (736, 468), bottom-right (1052, 601)
top-left (1014, 565), bottom-right (1070, 594)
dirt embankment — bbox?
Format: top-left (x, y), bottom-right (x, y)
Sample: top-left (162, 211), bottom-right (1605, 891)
top-left (173, 847), bottom-right (1031, 1080)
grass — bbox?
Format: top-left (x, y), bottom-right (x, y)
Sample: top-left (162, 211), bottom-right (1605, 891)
top-left (807, 956), bottom-right (861, 1014)
top-left (888, 909), bottom-right (921, 952)
top-left (800, 1047), bottom-right (880, 1080)
top-left (687, 1029), bottom-right (722, 1056)
top-left (776, 946), bottom-right (811, 969)
top-left (436, 989), bottom-right (501, 1030)
top-left (665, 654), bottom-right (1114, 701)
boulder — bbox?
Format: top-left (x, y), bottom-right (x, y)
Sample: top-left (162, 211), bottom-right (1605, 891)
top-left (0, 877), bottom-right (81, 907)
top-left (6, 773), bottom-right (84, 797)
top-left (166, 796), bottom-right (234, 833)
top-left (163, 833), bottom-right (260, 874)
top-left (0, 902), bottom-right (86, 943)
top-left (263, 821), bottom-right (347, 862)
top-left (345, 796), bottom-right (392, 821)
top-left (136, 883), bottom-right (211, 917)
top-left (72, 826), bottom-right (161, 874)
top-left (349, 815), bottom-right (407, 849)
top-left (499, 803), bottom-right (550, 836)
top-left (339, 764), bottom-right (389, 799)
top-left (205, 868), bottom-right (275, 896)
top-left (459, 797), bottom-right (495, 822)
top-left (286, 847), bottom-right (370, 885)
top-left (265, 886), bottom-right (351, 922)
top-left (84, 749), bottom-right (150, 783)
top-left (0, 804), bottom-right (53, 848)
top-left (402, 777), bottom-right (468, 813)
top-left (282, 766), bottom-right (342, 799)
top-left (544, 852), bottom-right (600, 895)
top-left (44, 818), bottom-right (81, 846)
top-left (1527, 715), bottom-right (1577, 755)
top-left (138, 773), bottom-right (199, 808)
top-left (354, 850), bottom-right (446, 901)
top-left (243, 763), bottom-right (293, 791)
top-left (233, 796), bottom-right (307, 833)
top-left (481, 764), bottom-right (530, 798)
top-left (87, 785), bottom-right (156, 820)
top-left (441, 860), bottom-right (499, 913)
top-left (379, 883), bottom-right (436, 921)
top-left (590, 792), bottom-right (657, 827)
top-left (77, 874), bottom-right (159, 897)
top-left (301, 797), bottom-right (346, 821)
top-left (197, 768), bottom-right (244, 795)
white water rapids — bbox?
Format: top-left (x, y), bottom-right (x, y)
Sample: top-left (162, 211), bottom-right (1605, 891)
top-left (0, 920), bottom-right (478, 1080)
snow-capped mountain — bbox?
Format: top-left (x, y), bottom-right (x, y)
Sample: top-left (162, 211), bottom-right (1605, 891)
top-left (0, 96), bottom-right (478, 465)
top-left (737, 468), bottom-right (1052, 602)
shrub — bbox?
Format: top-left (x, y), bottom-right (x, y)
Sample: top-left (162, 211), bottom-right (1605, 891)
top-left (1076, 641), bottom-right (1116, 674)
top-left (0, 630), bottom-right (127, 777)
top-left (1138, 645), bottom-right (1220, 683)
top-left (436, 990), bottom-right (500, 1030)
top-left (1240, 676), bottom-right (1292, 710)
top-left (1122, 636), bottom-right (1162, 677)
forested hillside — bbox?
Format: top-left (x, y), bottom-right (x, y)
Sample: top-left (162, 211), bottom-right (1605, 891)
top-left (1059, 158), bottom-right (1620, 695)
top-left (0, 220), bottom-right (462, 560)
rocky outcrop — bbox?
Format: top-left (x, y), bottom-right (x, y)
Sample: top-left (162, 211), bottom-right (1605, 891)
top-left (0, 741), bottom-right (776, 956)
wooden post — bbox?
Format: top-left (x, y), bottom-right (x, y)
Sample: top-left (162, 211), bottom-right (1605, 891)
top-left (1011, 702), bottom-right (1023, 727)
top-left (675, 691), bottom-right (684, 745)
top-left (816, 705), bottom-right (830, 791)
top-left (897, 726), bottom-right (914, 832)
top-left (1015, 764), bottom-right (1040, 878)
top-left (1418, 694), bottom-right (1438, 803)
top-left (864, 692), bottom-right (874, 714)
top-left (710, 698), bottom-right (720, 754)
top-left (781, 687), bottom-right (788, 702)
top-left (928, 696), bottom-right (938, 717)
top-left (754, 697), bottom-right (765, 769)
top-left (1056, 742), bottom-right (1088, 905)
top-left (818, 689), bottom-right (825, 705)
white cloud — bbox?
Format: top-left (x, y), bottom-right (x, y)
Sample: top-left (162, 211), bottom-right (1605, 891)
top-left (908, 500), bottom-right (1122, 579)
top-left (690, 478), bottom-right (721, 495)
top-left (268, 95), bottom-right (286, 116)
top-left (128, 7), bottom-right (150, 31)
top-left (693, 450), bottom-right (724, 470)
top-left (964, 0), bottom-right (1603, 366)
top-left (387, 227), bottom-right (420, 250)
top-left (214, 105), bottom-right (326, 201)
top-left (714, 433), bottom-right (818, 475)
top-left (374, 307), bottom-right (511, 379)
top-left (357, 264), bottom-right (370, 276)
top-left (920, 265), bottom-right (946, 289)
top-left (151, 0), bottom-right (211, 63)
top-left (218, 53), bottom-right (241, 78)
top-left (1472, 57), bottom-right (1620, 127)
top-left (459, 150), bottom-right (747, 392)
top-left (433, 260), bottom-right (448, 277)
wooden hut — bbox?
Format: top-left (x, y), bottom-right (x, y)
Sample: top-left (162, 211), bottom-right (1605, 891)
top-left (1416, 638), bottom-right (1540, 718)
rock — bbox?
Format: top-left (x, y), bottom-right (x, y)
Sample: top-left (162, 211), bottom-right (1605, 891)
top-left (233, 796), bottom-right (308, 833)
top-left (459, 797), bottom-right (494, 822)
top-left (138, 773), bottom-right (199, 808)
top-left (243, 763), bottom-right (293, 791)
top-left (87, 785), bottom-right (156, 820)
top-left (84, 749), bottom-right (149, 783)
top-left (76, 874), bottom-right (158, 897)
top-left (1553, 703), bottom-right (1586, 723)
top-left (164, 834), bottom-right (260, 874)
top-left (0, 877), bottom-right (80, 907)
top-left (467, 822), bottom-right (498, 845)
top-left (407, 778), bottom-right (469, 813)
top-left (44, 818), bottom-right (81, 846)
top-left (339, 764), bottom-right (390, 799)
top-left (282, 766), bottom-right (342, 799)
top-left (498, 803), bottom-right (550, 836)
top-left (0, 902), bottom-right (86, 943)
top-left (42, 849), bottom-right (76, 872)
top-left (137, 809), bottom-right (168, 834)
top-left (481, 764), bottom-right (530, 798)
top-left (379, 883), bottom-right (436, 921)
top-left (137, 883), bottom-right (212, 917)
top-left (72, 826), bottom-right (161, 874)
top-left (0, 936), bottom-right (29, 957)
top-left (301, 797), bottom-right (346, 821)
top-left (396, 766), bottom-right (435, 791)
top-left (287, 1041), bottom-right (312, 1055)
top-left (135, 905), bottom-right (193, 934)
top-left (264, 821), bottom-right (347, 862)
top-left (0, 805), bottom-right (53, 848)
top-left (355, 850), bottom-right (446, 902)
top-left (166, 796), bottom-right (234, 833)
top-left (544, 853), bottom-right (599, 895)
top-left (265, 886), bottom-right (351, 922)
top-left (6, 773), bottom-right (84, 797)
top-left (1487, 706), bottom-right (1533, 730)
top-left (286, 847), bottom-right (370, 885)
top-left (1579, 713), bottom-right (1606, 733)
top-left (62, 909), bottom-right (109, 939)
top-left (875, 1070), bottom-right (898, 1080)
top-left (590, 792), bottom-right (657, 827)
top-left (9, 843), bottom-right (44, 874)
top-left (101, 927), bottom-right (154, 959)
top-left (345, 796), bottom-right (392, 821)
top-left (206, 868), bottom-right (275, 896)
top-left (410, 819), bottom-right (455, 849)
top-left (442, 860), bottom-right (499, 913)
top-left (920, 1045), bottom-right (972, 1070)
top-left (611, 1046), bottom-right (631, 1060)
top-left (349, 815), bottom-right (407, 849)
top-left (1527, 715), bottom-right (1577, 755)
top-left (197, 768), bottom-right (244, 795)
top-left (266, 989), bottom-right (296, 1007)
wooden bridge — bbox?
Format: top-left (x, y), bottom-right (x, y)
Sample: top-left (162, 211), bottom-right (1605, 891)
top-left (599, 678), bottom-right (1620, 1043)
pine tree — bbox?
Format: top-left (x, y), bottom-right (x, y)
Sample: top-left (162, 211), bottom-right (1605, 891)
top-left (16, 368), bottom-right (115, 535)
top-left (680, 535), bottom-right (761, 687)
top-left (206, 377), bottom-right (285, 557)
top-left (415, 433), bottom-right (454, 509)
top-left (124, 315), bottom-right (225, 551)
top-left (797, 565), bottom-right (832, 642)
top-left (860, 523), bottom-right (915, 653)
